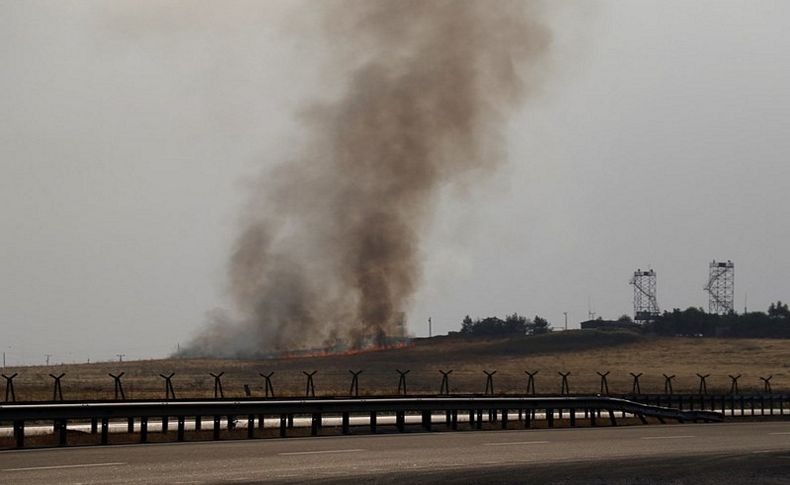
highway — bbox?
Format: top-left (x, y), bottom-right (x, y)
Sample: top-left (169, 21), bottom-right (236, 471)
top-left (1, 421), bottom-right (789, 484)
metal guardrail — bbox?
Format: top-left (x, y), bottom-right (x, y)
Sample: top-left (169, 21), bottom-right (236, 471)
top-left (0, 396), bottom-right (721, 449)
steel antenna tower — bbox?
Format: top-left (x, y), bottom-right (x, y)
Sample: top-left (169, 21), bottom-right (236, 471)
top-left (705, 260), bottom-right (735, 314)
top-left (631, 269), bottom-right (659, 322)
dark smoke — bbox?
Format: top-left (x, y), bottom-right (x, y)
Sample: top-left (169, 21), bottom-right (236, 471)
top-left (185, 0), bottom-right (552, 357)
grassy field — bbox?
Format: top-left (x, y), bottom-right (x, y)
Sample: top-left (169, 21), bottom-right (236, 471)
top-left (3, 330), bottom-right (789, 401)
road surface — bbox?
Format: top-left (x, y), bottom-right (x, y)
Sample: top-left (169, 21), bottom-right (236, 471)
top-left (1, 421), bottom-right (789, 484)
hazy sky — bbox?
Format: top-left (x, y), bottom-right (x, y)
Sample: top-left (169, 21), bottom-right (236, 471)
top-left (2, 1), bottom-right (789, 365)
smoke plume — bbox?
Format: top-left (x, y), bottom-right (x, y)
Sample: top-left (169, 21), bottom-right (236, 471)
top-left (186, 0), bottom-right (552, 357)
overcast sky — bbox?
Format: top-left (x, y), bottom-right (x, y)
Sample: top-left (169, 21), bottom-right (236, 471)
top-left (2, 1), bottom-right (788, 365)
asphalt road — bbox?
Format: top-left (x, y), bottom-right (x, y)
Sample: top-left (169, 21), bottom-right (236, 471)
top-left (1, 421), bottom-right (789, 484)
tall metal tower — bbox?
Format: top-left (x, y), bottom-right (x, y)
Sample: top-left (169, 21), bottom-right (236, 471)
top-left (631, 269), bottom-right (659, 322)
top-left (705, 260), bottom-right (735, 314)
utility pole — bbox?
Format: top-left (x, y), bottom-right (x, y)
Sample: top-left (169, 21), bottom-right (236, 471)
top-left (45, 354), bottom-right (52, 366)
top-left (116, 354), bottom-right (125, 363)
top-left (428, 317), bottom-right (432, 338)
top-left (563, 312), bottom-right (568, 331)
top-left (2, 351), bottom-right (5, 368)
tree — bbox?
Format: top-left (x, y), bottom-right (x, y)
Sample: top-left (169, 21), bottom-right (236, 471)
top-left (461, 315), bottom-right (474, 333)
top-left (768, 301), bottom-right (790, 319)
top-left (532, 315), bottom-right (550, 334)
top-left (459, 314), bottom-right (528, 337)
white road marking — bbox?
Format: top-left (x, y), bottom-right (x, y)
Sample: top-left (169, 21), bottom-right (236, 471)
top-left (278, 448), bottom-right (364, 456)
top-left (3, 462), bottom-right (126, 472)
top-left (483, 441), bottom-right (550, 446)
top-left (641, 435), bottom-right (695, 440)
top-left (769, 432), bottom-right (790, 435)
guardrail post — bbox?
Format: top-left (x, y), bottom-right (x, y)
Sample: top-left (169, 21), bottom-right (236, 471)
top-left (14, 420), bottom-right (24, 448)
top-left (630, 372), bottom-right (642, 394)
top-left (547, 408), bottom-right (554, 428)
top-left (483, 370), bottom-right (496, 395)
top-left (195, 416), bottom-right (202, 431)
top-left (696, 373), bottom-right (710, 395)
top-left (397, 369), bottom-right (409, 396)
top-left (57, 419), bottom-right (67, 446)
top-left (342, 412), bottom-right (350, 434)
top-left (525, 370), bottom-right (538, 395)
top-left (177, 416), bottom-right (185, 441)
top-left (396, 411), bottom-right (405, 432)
top-left (589, 410), bottom-right (596, 427)
top-left (162, 415), bottom-right (170, 434)
top-left (637, 413), bottom-right (647, 424)
top-left (349, 370), bottom-right (362, 397)
top-left (476, 410), bottom-right (483, 429)
top-left (524, 409), bottom-right (531, 428)
top-left (570, 408), bottom-right (576, 427)
top-left (259, 372), bottom-right (275, 398)
top-left (608, 410), bottom-right (617, 426)
top-left (451, 410), bottom-right (458, 430)
top-left (159, 373), bottom-right (176, 400)
top-left (439, 370), bottom-right (452, 395)
top-left (729, 374), bottom-right (741, 395)
top-left (663, 374), bottom-right (675, 395)
top-left (3, 373), bottom-right (18, 402)
top-left (128, 417), bottom-right (134, 433)
top-left (421, 410), bottom-right (431, 431)
top-left (303, 371), bottom-right (317, 397)
top-left (501, 409), bottom-right (508, 429)
top-left (247, 415), bottom-right (255, 438)
top-left (210, 372), bottom-right (225, 399)
top-left (279, 414), bottom-right (287, 437)
top-left (597, 371), bottom-right (610, 395)
top-left (469, 409), bottom-right (475, 427)
top-left (50, 373), bottom-right (65, 401)
top-left (258, 414), bottom-right (265, 430)
top-left (213, 416), bottom-right (221, 440)
top-left (140, 417), bottom-right (148, 443)
top-left (101, 417), bottom-right (110, 445)
top-left (288, 415), bottom-right (294, 429)
top-left (109, 372), bottom-right (125, 400)
top-left (370, 412), bottom-right (377, 433)
top-left (311, 413), bottom-right (321, 435)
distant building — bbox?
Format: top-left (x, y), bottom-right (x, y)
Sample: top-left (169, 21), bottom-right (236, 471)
top-left (580, 319), bottom-right (641, 331)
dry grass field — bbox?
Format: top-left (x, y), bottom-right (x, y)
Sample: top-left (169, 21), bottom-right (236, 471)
top-left (4, 331), bottom-right (790, 401)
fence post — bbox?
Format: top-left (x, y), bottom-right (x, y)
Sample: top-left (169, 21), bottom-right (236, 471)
top-left (597, 371), bottom-right (610, 395)
top-left (439, 370), bottom-right (452, 395)
top-left (662, 374), bottom-right (675, 395)
top-left (210, 372), bottom-right (225, 399)
top-left (760, 375), bottom-right (773, 394)
top-left (159, 373), bottom-right (176, 400)
top-left (349, 370), bottom-right (362, 397)
top-left (729, 374), bottom-right (741, 395)
top-left (484, 370), bottom-right (496, 395)
top-left (696, 373), bottom-right (710, 395)
top-left (303, 371), bottom-right (317, 397)
top-left (3, 373), bottom-right (18, 402)
top-left (559, 372), bottom-right (571, 395)
top-left (396, 369), bottom-right (410, 396)
top-left (109, 372), bottom-right (125, 400)
top-left (259, 372), bottom-right (275, 398)
top-left (49, 373), bottom-right (65, 401)
top-left (630, 372), bottom-right (642, 395)
top-left (525, 371), bottom-right (538, 395)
